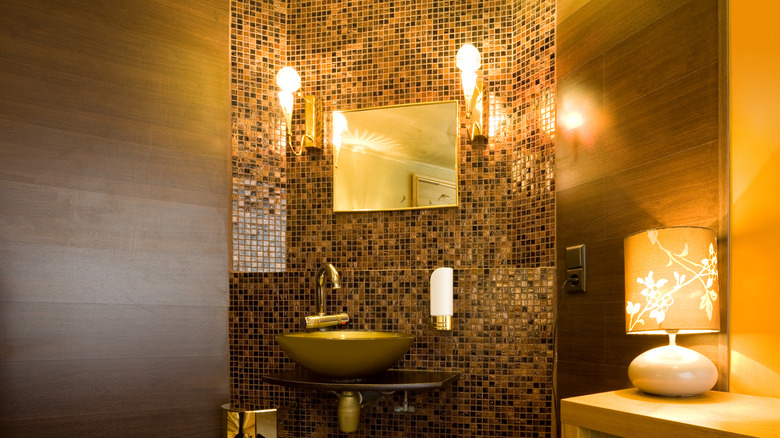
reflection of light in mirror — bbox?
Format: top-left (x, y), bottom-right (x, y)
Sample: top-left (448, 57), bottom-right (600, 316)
top-left (332, 111), bottom-right (348, 172)
top-left (333, 111), bottom-right (348, 138)
top-left (333, 101), bottom-right (458, 212)
top-left (341, 130), bottom-right (401, 160)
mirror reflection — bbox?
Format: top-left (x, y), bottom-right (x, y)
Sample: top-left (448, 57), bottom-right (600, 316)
top-left (333, 101), bottom-right (459, 212)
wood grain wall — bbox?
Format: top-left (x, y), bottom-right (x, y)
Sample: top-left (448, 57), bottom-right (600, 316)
top-left (0, 0), bottom-right (230, 435)
top-left (556, 0), bottom-right (728, 400)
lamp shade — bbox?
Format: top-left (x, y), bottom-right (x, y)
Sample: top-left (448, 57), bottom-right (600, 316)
top-left (624, 227), bottom-right (719, 335)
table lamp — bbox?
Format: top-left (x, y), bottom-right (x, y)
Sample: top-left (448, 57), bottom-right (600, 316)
top-left (624, 226), bottom-right (720, 396)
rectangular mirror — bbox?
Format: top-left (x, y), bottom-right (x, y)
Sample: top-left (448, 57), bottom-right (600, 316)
top-left (333, 101), bottom-right (459, 212)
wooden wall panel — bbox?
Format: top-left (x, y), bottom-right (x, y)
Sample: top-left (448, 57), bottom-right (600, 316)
top-left (1, 357), bottom-right (227, 419)
top-left (557, 64), bottom-right (719, 191)
top-left (0, 0), bottom-right (230, 435)
top-left (556, 0), bottom-right (682, 78)
top-left (603, 0), bottom-right (719, 109)
top-left (2, 409), bottom-right (223, 438)
top-left (556, 0), bottom-right (727, 403)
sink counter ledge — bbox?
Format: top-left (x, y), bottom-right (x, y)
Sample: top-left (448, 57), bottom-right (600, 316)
top-left (262, 369), bottom-right (461, 392)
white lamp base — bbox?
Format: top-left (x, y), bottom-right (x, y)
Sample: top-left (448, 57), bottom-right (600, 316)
top-left (628, 343), bottom-right (718, 397)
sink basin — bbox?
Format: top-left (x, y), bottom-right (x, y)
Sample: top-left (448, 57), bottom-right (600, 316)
top-left (275, 331), bottom-right (415, 380)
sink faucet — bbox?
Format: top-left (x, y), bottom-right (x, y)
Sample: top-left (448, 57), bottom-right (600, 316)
top-left (305, 263), bottom-right (350, 329)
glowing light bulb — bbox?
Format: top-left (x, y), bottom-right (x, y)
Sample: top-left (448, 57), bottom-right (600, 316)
top-left (276, 67), bottom-right (301, 145)
top-left (276, 67), bottom-right (301, 93)
top-left (457, 44), bottom-right (482, 125)
top-left (456, 44), bottom-right (481, 72)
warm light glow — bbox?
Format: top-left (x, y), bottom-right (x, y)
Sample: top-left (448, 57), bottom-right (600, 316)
top-left (729, 0), bottom-right (780, 398)
top-left (333, 111), bottom-right (348, 137)
top-left (624, 227), bottom-right (719, 335)
top-left (278, 90), bottom-right (294, 140)
top-left (276, 66), bottom-right (301, 93)
top-left (278, 91), bottom-right (294, 118)
top-left (558, 86), bottom-right (600, 147)
top-left (460, 71), bottom-right (477, 102)
top-left (332, 111), bottom-right (348, 165)
top-left (456, 44), bottom-right (481, 72)
top-left (276, 67), bottom-right (300, 145)
top-left (457, 44), bottom-right (481, 120)
top-left (540, 90), bottom-right (555, 137)
top-left (731, 347), bottom-right (780, 396)
top-left (624, 227), bottom-right (720, 397)
top-left (561, 111), bottom-right (584, 130)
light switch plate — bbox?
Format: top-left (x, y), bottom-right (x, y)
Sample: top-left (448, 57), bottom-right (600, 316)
top-left (565, 244), bottom-right (586, 293)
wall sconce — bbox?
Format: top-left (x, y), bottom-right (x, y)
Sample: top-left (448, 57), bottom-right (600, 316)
top-left (276, 66), bottom-right (322, 155)
top-left (624, 227), bottom-right (720, 396)
top-left (456, 44), bottom-right (487, 141)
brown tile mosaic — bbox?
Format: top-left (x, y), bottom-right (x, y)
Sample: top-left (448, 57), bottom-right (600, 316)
top-left (230, 0), bottom-right (556, 436)
top-left (231, 268), bottom-right (554, 437)
top-left (231, 0), bottom-right (289, 272)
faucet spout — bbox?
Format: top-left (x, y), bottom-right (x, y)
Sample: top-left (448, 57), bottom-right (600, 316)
top-left (305, 263), bottom-right (349, 329)
top-left (315, 263), bottom-right (341, 316)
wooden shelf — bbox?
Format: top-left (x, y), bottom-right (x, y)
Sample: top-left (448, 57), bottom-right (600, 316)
top-left (263, 368), bottom-right (460, 392)
top-left (561, 388), bottom-right (780, 437)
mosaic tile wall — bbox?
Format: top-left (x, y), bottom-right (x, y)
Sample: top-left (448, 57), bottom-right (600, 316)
top-left (231, 0), bottom-right (288, 272)
top-left (230, 0), bottom-right (556, 436)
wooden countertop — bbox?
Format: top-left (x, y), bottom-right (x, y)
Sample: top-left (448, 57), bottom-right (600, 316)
top-left (561, 388), bottom-right (780, 437)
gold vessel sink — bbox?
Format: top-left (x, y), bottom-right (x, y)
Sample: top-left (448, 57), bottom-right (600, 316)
top-left (275, 331), bottom-right (415, 380)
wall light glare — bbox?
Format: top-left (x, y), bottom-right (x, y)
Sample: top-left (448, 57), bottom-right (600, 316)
top-left (331, 111), bottom-right (348, 174)
top-left (276, 67), bottom-right (301, 147)
top-left (456, 44), bottom-right (487, 141)
top-left (276, 67), bottom-right (321, 155)
top-left (562, 111), bottom-right (585, 130)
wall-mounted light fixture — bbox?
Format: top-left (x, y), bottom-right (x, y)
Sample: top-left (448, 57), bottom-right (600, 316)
top-left (276, 67), bottom-right (322, 155)
top-left (456, 44), bottom-right (487, 141)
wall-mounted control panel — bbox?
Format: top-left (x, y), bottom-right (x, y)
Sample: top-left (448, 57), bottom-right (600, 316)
top-left (565, 244), bottom-right (586, 293)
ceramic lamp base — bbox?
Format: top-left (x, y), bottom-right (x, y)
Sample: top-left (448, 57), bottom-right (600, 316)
top-left (628, 344), bottom-right (718, 397)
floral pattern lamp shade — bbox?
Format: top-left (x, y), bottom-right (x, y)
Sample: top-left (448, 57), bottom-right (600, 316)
top-left (624, 227), bottom-right (720, 396)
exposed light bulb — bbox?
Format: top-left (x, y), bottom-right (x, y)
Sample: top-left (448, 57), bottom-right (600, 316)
top-left (457, 44), bottom-right (482, 125)
top-left (276, 67), bottom-right (301, 93)
top-left (456, 44), bottom-right (481, 72)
